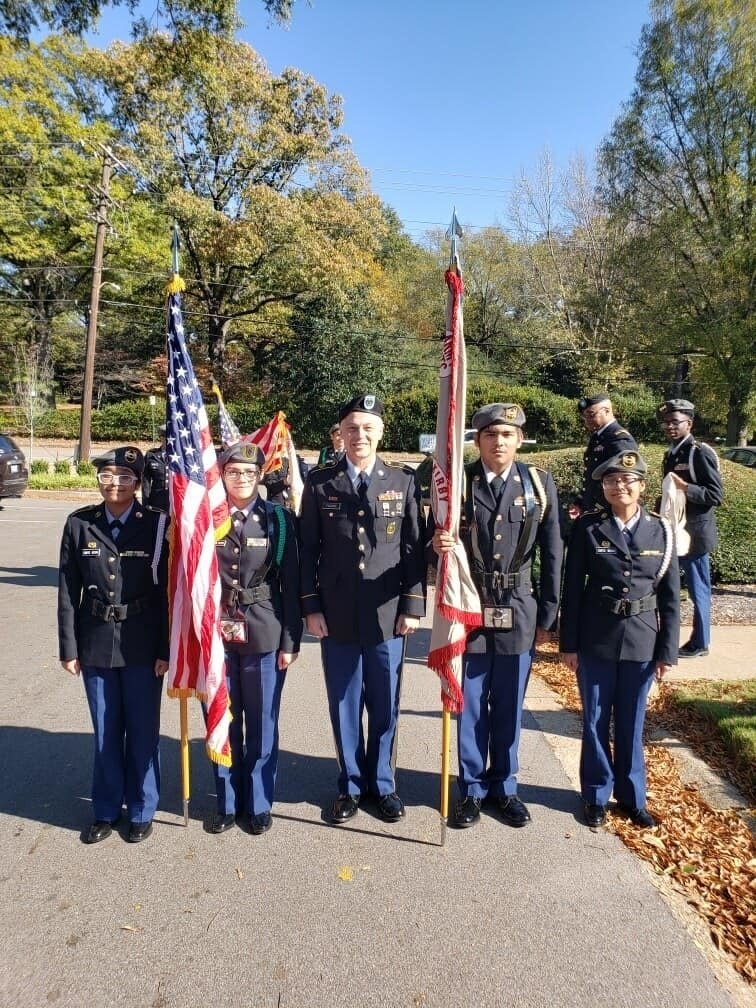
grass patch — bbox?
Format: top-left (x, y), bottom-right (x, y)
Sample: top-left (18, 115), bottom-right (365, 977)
top-left (660, 679), bottom-right (756, 804)
top-left (29, 473), bottom-right (98, 491)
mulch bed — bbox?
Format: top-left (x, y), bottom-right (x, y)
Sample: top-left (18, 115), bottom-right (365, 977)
top-left (532, 642), bottom-right (756, 985)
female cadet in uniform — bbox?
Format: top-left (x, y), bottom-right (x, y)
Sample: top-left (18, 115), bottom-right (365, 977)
top-left (209, 441), bottom-right (301, 836)
top-left (58, 447), bottom-right (169, 844)
top-left (559, 451), bottom-right (679, 829)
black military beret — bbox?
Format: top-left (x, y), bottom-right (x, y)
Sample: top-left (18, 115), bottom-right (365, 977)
top-left (92, 446), bottom-right (144, 477)
top-left (658, 398), bottom-right (694, 417)
top-left (338, 393), bottom-right (384, 421)
top-left (470, 402), bottom-right (526, 431)
top-left (592, 450), bottom-right (648, 480)
top-left (218, 441), bottom-right (266, 469)
top-left (577, 393), bottom-right (610, 412)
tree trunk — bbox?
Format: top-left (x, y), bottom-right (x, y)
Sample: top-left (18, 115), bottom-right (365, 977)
top-left (726, 386), bottom-right (750, 446)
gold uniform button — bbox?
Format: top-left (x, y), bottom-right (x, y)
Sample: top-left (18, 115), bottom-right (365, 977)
top-left (234, 547), bottom-right (240, 555)
top-left (358, 562), bottom-right (365, 571)
top-left (108, 591), bottom-right (115, 597)
top-left (108, 557), bottom-right (115, 564)
top-left (623, 570), bottom-right (630, 576)
top-left (358, 527), bottom-right (365, 534)
top-left (493, 553), bottom-right (501, 560)
top-left (495, 515), bottom-right (503, 522)
top-left (494, 533), bottom-right (502, 541)
top-left (231, 564), bottom-right (238, 571)
top-left (232, 579), bottom-right (239, 586)
top-left (357, 509), bottom-right (365, 517)
top-left (622, 587), bottom-right (629, 594)
top-left (358, 544), bottom-right (365, 552)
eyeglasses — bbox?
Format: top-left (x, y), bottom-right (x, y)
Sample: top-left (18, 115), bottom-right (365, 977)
top-left (97, 473), bottom-right (137, 486)
top-left (661, 418), bottom-right (689, 427)
top-left (224, 467), bottom-right (260, 481)
top-left (602, 475), bottom-right (641, 488)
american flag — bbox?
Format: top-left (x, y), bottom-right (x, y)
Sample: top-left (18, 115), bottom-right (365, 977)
top-left (212, 381), bottom-right (241, 447)
top-left (427, 215), bottom-right (482, 713)
top-left (165, 286), bottom-right (231, 766)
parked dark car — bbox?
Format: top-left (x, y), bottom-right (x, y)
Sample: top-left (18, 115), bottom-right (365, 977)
top-left (721, 446), bottom-right (756, 469)
top-left (0, 434), bottom-right (29, 499)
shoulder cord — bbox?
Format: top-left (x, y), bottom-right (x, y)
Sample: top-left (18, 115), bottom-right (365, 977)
top-left (151, 512), bottom-right (167, 586)
top-left (654, 516), bottom-right (674, 588)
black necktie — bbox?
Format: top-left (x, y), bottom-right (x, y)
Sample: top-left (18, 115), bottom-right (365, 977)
top-left (357, 473), bottom-right (368, 499)
top-left (109, 519), bottom-right (122, 539)
top-left (622, 527), bottom-right (634, 546)
top-left (491, 475), bottom-right (504, 502)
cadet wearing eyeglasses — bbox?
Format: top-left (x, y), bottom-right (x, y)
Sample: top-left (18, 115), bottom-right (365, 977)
top-left (57, 446), bottom-right (169, 845)
top-left (560, 451), bottom-right (680, 830)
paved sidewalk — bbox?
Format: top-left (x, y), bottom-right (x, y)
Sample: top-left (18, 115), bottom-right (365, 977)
top-left (0, 498), bottom-right (750, 1008)
top-left (667, 624), bottom-right (755, 682)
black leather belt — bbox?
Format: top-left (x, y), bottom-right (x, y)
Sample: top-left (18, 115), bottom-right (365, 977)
top-left (480, 570), bottom-right (524, 592)
top-left (89, 597), bottom-right (147, 622)
top-left (599, 593), bottom-right (657, 617)
top-left (221, 584), bottom-right (271, 606)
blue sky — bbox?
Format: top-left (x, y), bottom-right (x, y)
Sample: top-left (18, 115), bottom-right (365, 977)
top-left (93, 0), bottom-right (652, 242)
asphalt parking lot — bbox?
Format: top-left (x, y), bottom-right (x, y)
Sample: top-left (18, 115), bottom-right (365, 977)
top-left (0, 496), bottom-right (748, 1008)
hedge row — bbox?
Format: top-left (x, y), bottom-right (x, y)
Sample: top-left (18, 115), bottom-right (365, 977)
top-left (0, 382), bottom-right (700, 451)
top-left (529, 445), bottom-right (756, 584)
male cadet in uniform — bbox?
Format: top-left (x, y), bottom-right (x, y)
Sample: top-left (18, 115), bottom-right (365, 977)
top-left (432, 404), bottom-right (562, 829)
top-left (210, 441), bottom-right (301, 835)
top-left (299, 394), bottom-right (426, 825)
top-left (659, 399), bottom-right (723, 657)
top-left (576, 394), bottom-right (637, 514)
top-left (142, 424), bottom-right (169, 512)
top-left (58, 447), bottom-right (169, 844)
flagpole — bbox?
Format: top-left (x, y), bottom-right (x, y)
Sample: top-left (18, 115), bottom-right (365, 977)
top-left (180, 697), bottom-right (190, 826)
top-left (168, 220), bottom-right (193, 827)
top-left (437, 209), bottom-right (465, 845)
top-left (440, 707), bottom-right (451, 845)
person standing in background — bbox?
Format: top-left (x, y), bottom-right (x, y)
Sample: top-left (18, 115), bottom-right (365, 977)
top-left (658, 399), bottom-right (723, 658)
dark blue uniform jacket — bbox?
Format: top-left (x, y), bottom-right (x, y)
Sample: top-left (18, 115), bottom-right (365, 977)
top-left (215, 499), bottom-right (302, 655)
top-left (299, 456), bottom-right (426, 645)
top-left (461, 460), bottom-right (563, 655)
top-left (662, 436), bottom-right (723, 555)
top-left (58, 503), bottom-right (169, 667)
top-left (560, 507), bottom-right (680, 664)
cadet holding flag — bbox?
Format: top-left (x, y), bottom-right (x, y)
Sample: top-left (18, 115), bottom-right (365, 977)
top-left (432, 404), bottom-right (562, 829)
top-left (299, 394), bottom-right (426, 825)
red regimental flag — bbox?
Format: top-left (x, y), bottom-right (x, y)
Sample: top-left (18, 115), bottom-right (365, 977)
top-left (427, 267), bottom-right (482, 713)
top-left (247, 411), bottom-right (288, 474)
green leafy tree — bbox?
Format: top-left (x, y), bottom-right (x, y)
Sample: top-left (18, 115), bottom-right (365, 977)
top-left (0, 0), bottom-right (292, 43)
top-left (600, 0), bottom-right (755, 443)
top-left (94, 18), bottom-right (390, 375)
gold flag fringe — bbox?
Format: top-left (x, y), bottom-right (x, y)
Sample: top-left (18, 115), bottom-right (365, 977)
top-left (165, 273), bottom-right (186, 295)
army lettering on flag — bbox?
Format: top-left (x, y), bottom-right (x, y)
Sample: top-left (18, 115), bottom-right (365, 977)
top-left (164, 280), bottom-right (231, 766)
top-left (427, 255), bottom-right (482, 714)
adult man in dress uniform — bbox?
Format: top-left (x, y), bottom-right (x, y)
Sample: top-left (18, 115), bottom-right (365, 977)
top-left (142, 425), bottom-right (169, 512)
top-left (58, 447), bottom-right (169, 844)
top-left (299, 393), bottom-right (426, 825)
top-left (433, 404), bottom-right (563, 829)
top-left (659, 399), bottom-right (723, 657)
top-left (576, 394), bottom-right (637, 514)
top-left (209, 441), bottom-right (301, 835)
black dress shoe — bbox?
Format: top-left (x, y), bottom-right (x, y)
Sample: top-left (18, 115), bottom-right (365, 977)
top-left (127, 820), bottom-right (153, 843)
top-left (84, 819), bottom-right (115, 845)
top-left (209, 813), bottom-right (236, 834)
top-left (616, 803), bottom-right (657, 828)
top-left (327, 794), bottom-right (360, 824)
top-left (249, 811), bottom-right (272, 835)
top-left (453, 796), bottom-right (482, 828)
top-left (497, 795), bottom-right (531, 827)
top-left (678, 642), bottom-right (709, 658)
top-left (583, 803), bottom-right (607, 827)
top-left (375, 792), bottom-right (405, 822)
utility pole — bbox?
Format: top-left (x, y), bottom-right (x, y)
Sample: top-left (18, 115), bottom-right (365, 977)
top-left (75, 149), bottom-right (112, 465)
